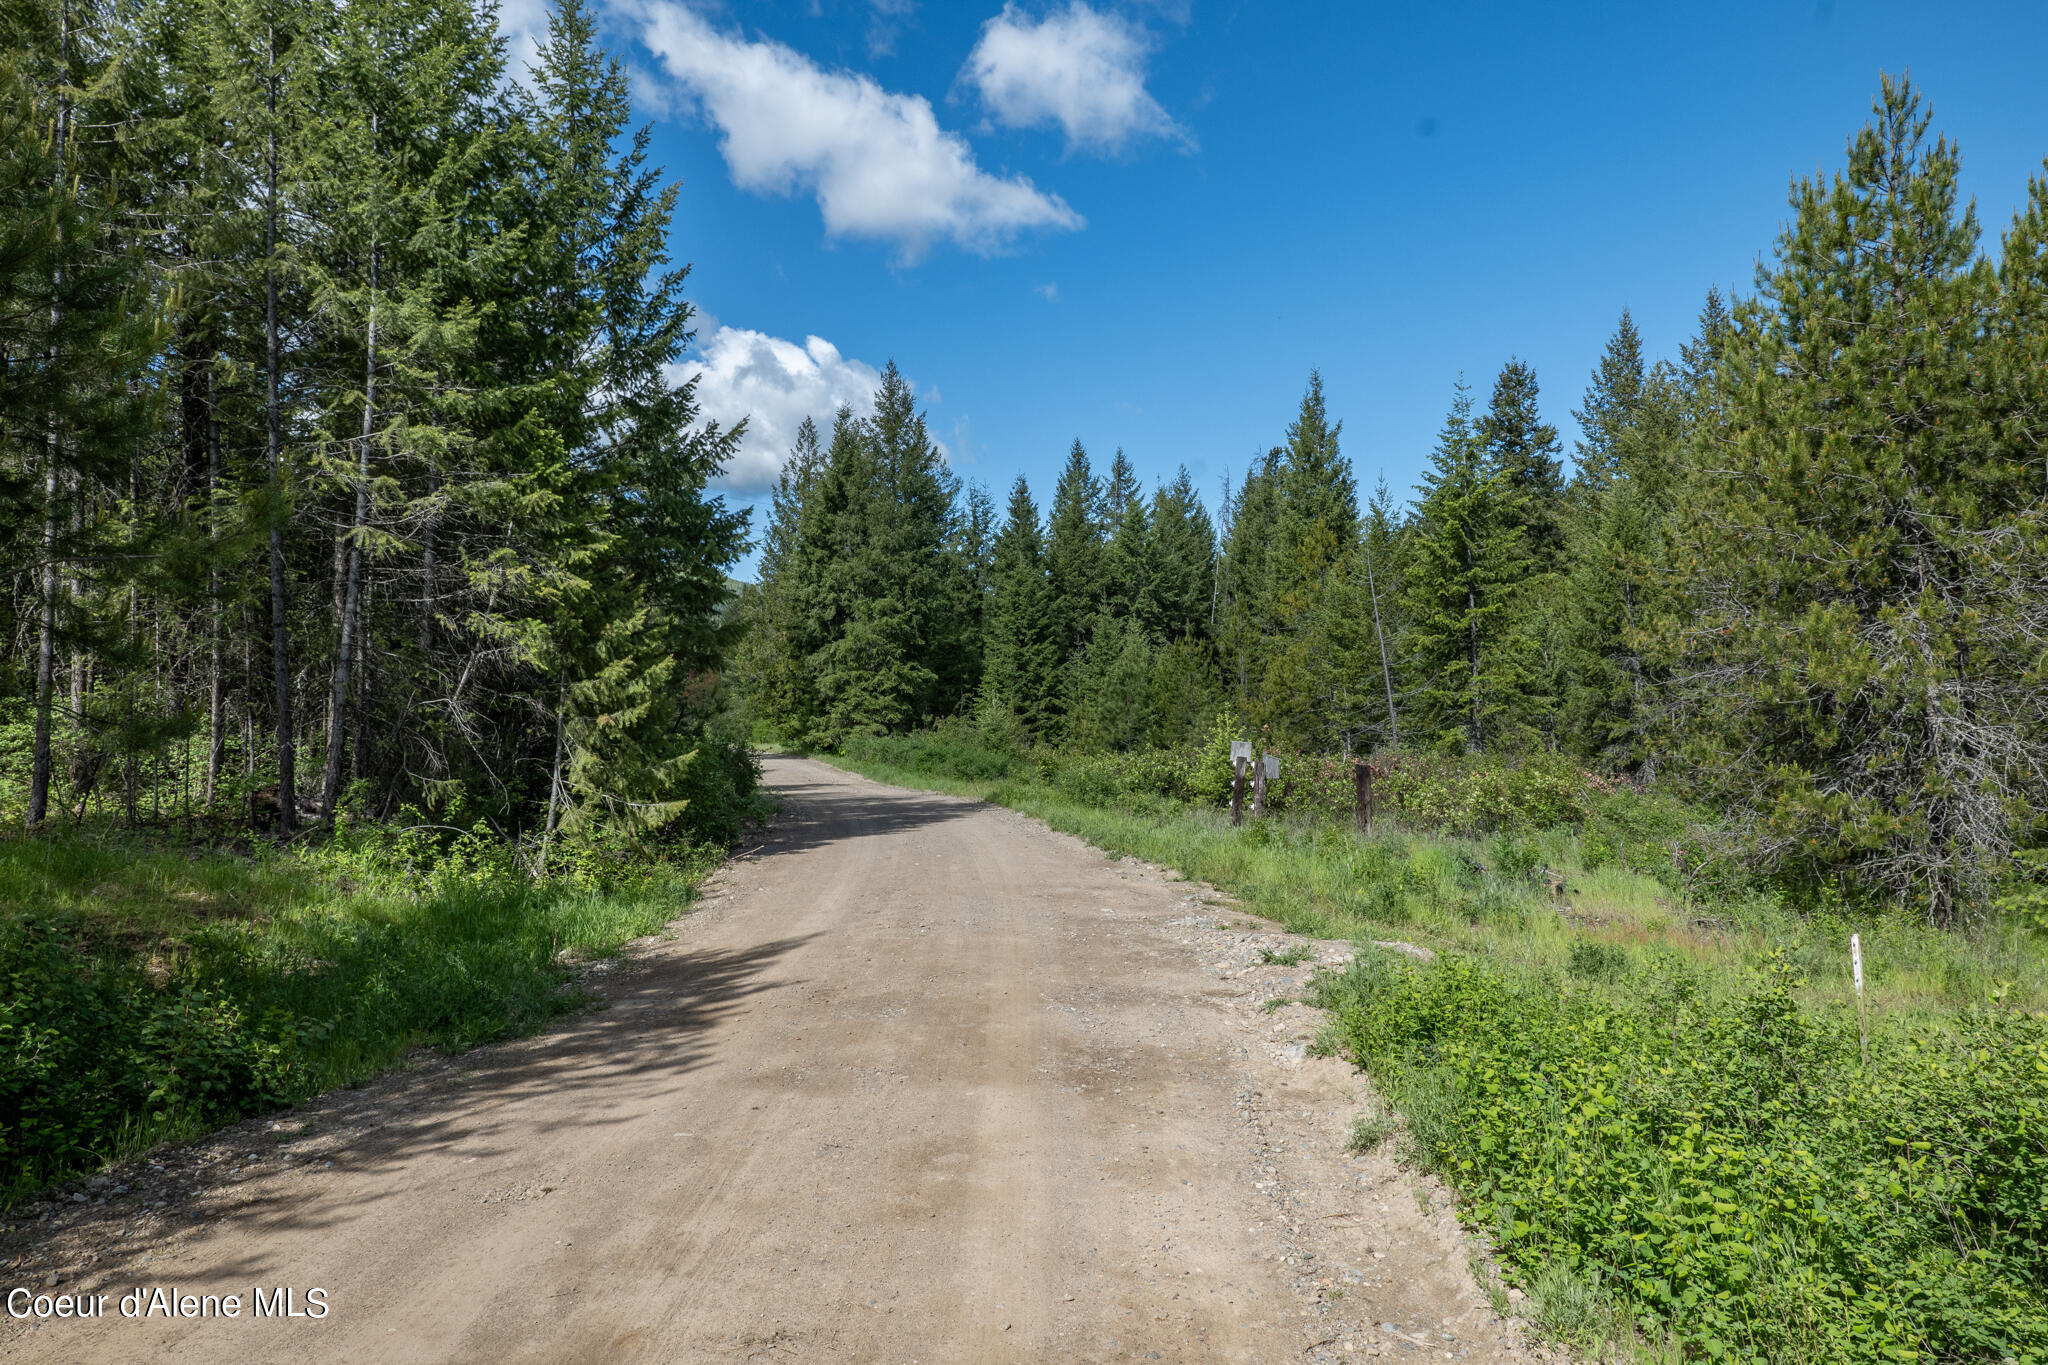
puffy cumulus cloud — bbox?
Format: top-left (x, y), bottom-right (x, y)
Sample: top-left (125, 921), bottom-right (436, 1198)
top-left (963, 2), bottom-right (1188, 154)
top-left (676, 323), bottom-right (888, 494)
top-left (626, 1), bottom-right (1082, 257)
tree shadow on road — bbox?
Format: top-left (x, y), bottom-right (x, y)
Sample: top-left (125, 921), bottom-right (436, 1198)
top-left (50, 929), bottom-right (819, 1286)
top-left (753, 761), bottom-right (983, 861)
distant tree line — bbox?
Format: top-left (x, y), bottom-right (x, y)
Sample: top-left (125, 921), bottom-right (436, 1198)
top-left (0, 0), bottom-right (754, 852)
top-left (739, 78), bottom-right (2048, 923)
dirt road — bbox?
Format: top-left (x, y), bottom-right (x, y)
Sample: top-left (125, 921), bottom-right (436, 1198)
top-left (4, 756), bottom-right (1538, 1363)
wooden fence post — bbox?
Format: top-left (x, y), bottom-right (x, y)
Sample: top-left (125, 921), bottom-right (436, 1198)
top-left (1231, 758), bottom-right (1246, 827)
top-left (1354, 759), bottom-right (1374, 834)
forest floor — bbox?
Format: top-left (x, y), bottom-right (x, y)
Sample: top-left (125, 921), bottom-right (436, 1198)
top-left (2, 755), bottom-right (1550, 1364)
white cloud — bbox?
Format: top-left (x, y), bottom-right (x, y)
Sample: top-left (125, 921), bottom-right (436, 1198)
top-left (676, 322), bottom-right (889, 494)
top-left (1034, 281), bottom-right (1059, 301)
top-left (864, 0), bottom-right (916, 57)
top-left (494, 0), bottom-right (551, 79)
top-left (963, 2), bottom-right (1188, 154)
top-left (628, 2), bottom-right (1082, 257)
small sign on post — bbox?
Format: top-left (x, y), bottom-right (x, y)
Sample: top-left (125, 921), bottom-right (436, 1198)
top-left (1230, 741), bottom-right (1252, 764)
top-left (1263, 754), bottom-right (1279, 780)
top-left (1850, 932), bottom-right (1868, 1067)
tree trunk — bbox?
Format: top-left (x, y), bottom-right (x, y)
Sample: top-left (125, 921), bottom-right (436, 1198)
top-left (266, 21), bottom-right (296, 833)
top-left (322, 123), bottom-right (376, 821)
top-left (536, 694), bottom-right (568, 881)
top-left (27, 0), bottom-right (70, 832)
top-left (1465, 540), bottom-right (1482, 754)
top-left (419, 454), bottom-right (437, 653)
top-left (242, 602), bottom-right (255, 782)
top-left (205, 368), bottom-right (225, 805)
top-left (1363, 544), bottom-right (1398, 750)
top-left (29, 455), bottom-right (59, 831)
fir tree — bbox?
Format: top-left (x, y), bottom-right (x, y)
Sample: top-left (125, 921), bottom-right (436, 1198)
top-left (1401, 380), bottom-right (1535, 752)
top-left (0, 1), bottom-right (159, 827)
top-left (980, 476), bottom-right (1060, 734)
top-left (1144, 466), bottom-right (1215, 645)
top-left (1559, 368), bottom-right (1685, 765)
top-left (527, 0), bottom-right (747, 839)
top-left (1103, 448), bottom-right (1140, 525)
top-left (1570, 309), bottom-right (1646, 498)
top-left (1214, 450), bottom-right (1281, 705)
top-left (1064, 614), bottom-right (1152, 752)
top-left (1677, 285), bottom-right (1732, 420)
top-left (1278, 369), bottom-right (1357, 556)
top-left (1657, 76), bottom-right (2048, 921)
top-left (1101, 480), bottom-right (1152, 626)
top-left (932, 479), bottom-right (996, 713)
top-left (1359, 477), bottom-right (1405, 748)
top-left (1045, 439), bottom-right (1105, 654)
top-left (1480, 359), bottom-right (1565, 572)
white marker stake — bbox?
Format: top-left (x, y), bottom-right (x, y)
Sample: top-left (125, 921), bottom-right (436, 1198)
top-left (1851, 932), bottom-right (1869, 1068)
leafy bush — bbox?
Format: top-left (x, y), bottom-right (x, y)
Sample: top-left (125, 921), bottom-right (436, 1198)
top-left (0, 829), bottom-right (706, 1205)
top-left (663, 730), bottom-right (765, 848)
top-left (1565, 939), bottom-right (1630, 981)
top-left (1375, 752), bottom-right (1597, 834)
top-left (1313, 948), bottom-right (2048, 1362)
top-left (838, 727), bottom-right (1019, 782)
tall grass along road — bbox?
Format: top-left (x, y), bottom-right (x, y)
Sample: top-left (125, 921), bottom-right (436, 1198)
top-left (1, 756), bottom-right (1525, 1363)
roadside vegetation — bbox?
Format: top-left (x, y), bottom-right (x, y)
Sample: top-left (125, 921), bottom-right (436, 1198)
top-left (1, 1), bottom-right (760, 1207)
top-left (811, 724), bottom-right (2047, 1364)
top-left (0, 774), bottom-right (759, 1208)
top-left (735, 78), bottom-right (2048, 1364)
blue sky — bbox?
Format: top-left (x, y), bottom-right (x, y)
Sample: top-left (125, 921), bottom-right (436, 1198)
top-left (502, 0), bottom-right (2048, 575)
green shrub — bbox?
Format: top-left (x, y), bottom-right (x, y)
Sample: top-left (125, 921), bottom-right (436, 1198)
top-left (838, 728), bottom-right (1019, 782)
top-left (0, 827), bottom-right (704, 1205)
top-left (1187, 707), bottom-right (1242, 806)
top-left (1376, 752), bottom-right (1597, 835)
top-left (1055, 756), bottom-right (1124, 806)
top-left (1313, 948), bottom-right (2048, 1362)
top-left (1565, 939), bottom-right (1630, 981)
top-left (1488, 832), bottom-right (1543, 883)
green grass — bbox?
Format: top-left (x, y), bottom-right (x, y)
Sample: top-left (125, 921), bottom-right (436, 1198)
top-left (1344, 1102), bottom-right (1398, 1154)
top-left (0, 823), bottom-right (713, 1205)
top-left (815, 738), bottom-right (2046, 1016)
top-left (810, 732), bottom-right (2048, 1363)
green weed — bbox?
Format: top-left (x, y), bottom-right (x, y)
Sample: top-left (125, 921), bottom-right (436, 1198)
top-left (1345, 1102), bottom-right (1398, 1154)
top-left (816, 734), bottom-right (2048, 1362)
top-left (0, 826), bottom-right (711, 1206)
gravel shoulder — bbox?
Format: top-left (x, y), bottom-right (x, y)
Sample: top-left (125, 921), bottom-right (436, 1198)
top-left (3, 756), bottom-right (1550, 1364)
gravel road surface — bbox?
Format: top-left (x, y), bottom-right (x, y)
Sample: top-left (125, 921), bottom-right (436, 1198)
top-left (2, 755), bottom-right (1542, 1364)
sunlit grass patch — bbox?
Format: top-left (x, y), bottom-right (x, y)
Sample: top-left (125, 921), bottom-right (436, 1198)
top-left (0, 825), bottom-right (711, 1206)
top-left (814, 734), bottom-right (2048, 1360)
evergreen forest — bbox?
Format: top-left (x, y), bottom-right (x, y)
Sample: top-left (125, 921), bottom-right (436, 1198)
top-left (734, 82), bottom-right (2048, 1359)
top-left (0, 0), bottom-right (761, 1207)
top-left (739, 76), bottom-right (2048, 930)
top-left (3, 4), bottom-right (2047, 1352)
top-left (1, 0), bottom-right (755, 854)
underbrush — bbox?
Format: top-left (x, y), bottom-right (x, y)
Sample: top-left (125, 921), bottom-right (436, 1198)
top-left (1311, 948), bottom-right (2048, 1363)
top-left (821, 717), bottom-right (1708, 885)
top-left (811, 723), bottom-right (2048, 1361)
top-left (0, 823), bottom-right (717, 1206)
